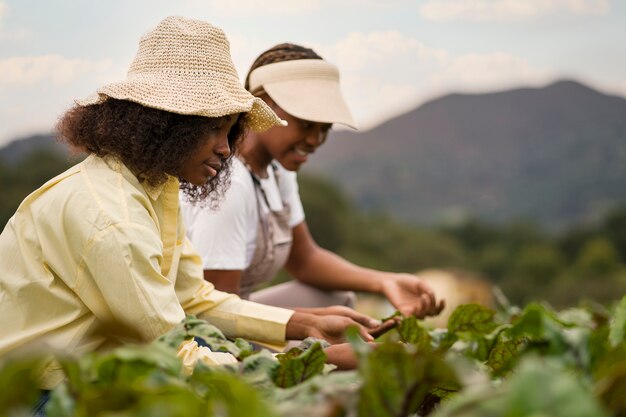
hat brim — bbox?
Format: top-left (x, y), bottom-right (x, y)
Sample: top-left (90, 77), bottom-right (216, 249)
top-left (77, 73), bottom-right (285, 132)
top-left (263, 78), bottom-right (357, 129)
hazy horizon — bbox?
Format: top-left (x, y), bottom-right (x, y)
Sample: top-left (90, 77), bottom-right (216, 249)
top-left (1, 0), bottom-right (625, 147)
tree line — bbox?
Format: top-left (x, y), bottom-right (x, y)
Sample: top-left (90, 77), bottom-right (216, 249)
top-left (2, 149), bottom-right (625, 308)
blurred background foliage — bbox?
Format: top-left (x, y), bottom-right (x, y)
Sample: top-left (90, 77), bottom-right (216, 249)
top-left (2, 148), bottom-right (626, 309)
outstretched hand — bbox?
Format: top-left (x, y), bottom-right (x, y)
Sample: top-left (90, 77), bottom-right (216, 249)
top-left (295, 305), bottom-right (380, 328)
top-left (286, 311), bottom-right (375, 345)
top-left (381, 273), bottom-right (445, 318)
top-left (310, 314), bottom-right (374, 344)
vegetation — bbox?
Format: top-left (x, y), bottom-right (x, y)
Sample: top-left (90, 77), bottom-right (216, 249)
top-left (4, 296), bottom-right (626, 416)
top-left (2, 147), bottom-right (626, 415)
top-left (2, 149), bottom-right (626, 308)
top-left (300, 173), bottom-right (626, 308)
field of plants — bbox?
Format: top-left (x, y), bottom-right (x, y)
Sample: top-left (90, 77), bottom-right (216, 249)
top-left (2, 292), bottom-right (626, 417)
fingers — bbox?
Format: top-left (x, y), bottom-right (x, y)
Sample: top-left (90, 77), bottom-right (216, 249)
top-left (320, 315), bottom-right (374, 344)
top-left (347, 311), bottom-right (380, 328)
top-left (357, 322), bottom-right (375, 342)
top-left (368, 318), bottom-right (399, 338)
top-left (397, 294), bottom-right (445, 318)
top-left (324, 344), bottom-right (359, 370)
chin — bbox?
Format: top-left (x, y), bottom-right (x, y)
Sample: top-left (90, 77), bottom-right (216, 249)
top-left (281, 160), bottom-right (303, 172)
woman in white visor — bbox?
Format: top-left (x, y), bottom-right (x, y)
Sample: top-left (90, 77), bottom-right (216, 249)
top-left (182, 44), bottom-right (444, 323)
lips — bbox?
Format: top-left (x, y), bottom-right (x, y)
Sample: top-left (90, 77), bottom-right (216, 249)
top-left (203, 161), bottom-right (222, 177)
top-left (294, 146), bottom-right (314, 157)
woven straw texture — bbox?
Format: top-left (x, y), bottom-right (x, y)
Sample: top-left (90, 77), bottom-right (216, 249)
top-left (78, 16), bottom-right (284, 132)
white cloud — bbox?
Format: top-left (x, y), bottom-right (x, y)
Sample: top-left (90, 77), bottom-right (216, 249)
top-left (0, 54), bottom-right (114, 90)
top-left (314, 30), bottom-right (552, 129)
top-left (187, 0), bottom-right (412, 15)
top-left (0, 54), bottom-right (121, 145)
top-left (325, 31), bottom-right (448, 72)
top-left (187, 0), bottom-right (324, 16)
top-left (420, 0), bottom-right (610, 21)
top-left (435, 52), bottom-right (547, 90)
top-left (0, 2), bottom-right (6, 30)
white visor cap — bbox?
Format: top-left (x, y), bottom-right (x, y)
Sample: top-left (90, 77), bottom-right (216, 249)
top-left (248, 59), bottom-right (357, 129)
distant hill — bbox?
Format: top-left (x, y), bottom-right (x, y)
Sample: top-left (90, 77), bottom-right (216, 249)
top-left (2, 80), bottom-right (625, 230)
top-left (0, 133), bottom-right (66, 166)
top-left (305, 80), bottom-right (626, 230)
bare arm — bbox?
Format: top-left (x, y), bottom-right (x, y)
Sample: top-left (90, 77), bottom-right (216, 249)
top-left (285, 221), bottom-right (444, 317)
top-left (203, 269), bottom-right (242, 296)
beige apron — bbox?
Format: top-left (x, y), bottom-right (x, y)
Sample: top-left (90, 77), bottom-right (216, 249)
top-left (240, 164), bottom-right (293, 299)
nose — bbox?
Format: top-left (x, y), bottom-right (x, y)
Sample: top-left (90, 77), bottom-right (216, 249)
top-left (214, 131), bottom-right (231, 159)
top-left (304, 128), bottom-right (327, 147)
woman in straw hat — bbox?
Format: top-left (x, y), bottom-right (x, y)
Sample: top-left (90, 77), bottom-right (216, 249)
top-left (182, 44), bottom-right (445, 320)
top-left (0, 17), bottom-right (374, 395)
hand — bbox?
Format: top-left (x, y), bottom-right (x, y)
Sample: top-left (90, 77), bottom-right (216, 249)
top-left (381, 273), bottom-right (445, 318)
top-left (295, 305), bottom-right (380, 328)
top-left (286, 312), bottom-right (374, 344)
top-left (311, 314), bottom-right (375, 344)
top-left (324, 343), bottom-right (360, 370)
top-left (368, 318), bottom-right (400, 338)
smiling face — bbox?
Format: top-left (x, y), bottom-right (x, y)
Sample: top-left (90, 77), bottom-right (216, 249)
top-left (256, 98), bottom-right (331, 171)
top-left (179, 113), bottom-right (240, 186)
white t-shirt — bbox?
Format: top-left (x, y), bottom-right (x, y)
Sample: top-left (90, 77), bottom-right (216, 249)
top-left (181, 157), bottom-right (305, 270)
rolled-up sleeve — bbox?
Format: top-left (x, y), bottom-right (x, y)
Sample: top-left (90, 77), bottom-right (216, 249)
top-left (176, 236), bottom-right (294, 343)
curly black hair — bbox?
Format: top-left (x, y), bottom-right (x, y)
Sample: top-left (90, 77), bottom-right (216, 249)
top-left (56, 98), bottom-right (246, 206)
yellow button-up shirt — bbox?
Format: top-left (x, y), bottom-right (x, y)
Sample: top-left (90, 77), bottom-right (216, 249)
top-left (0, 155), bottom-right (293, 387)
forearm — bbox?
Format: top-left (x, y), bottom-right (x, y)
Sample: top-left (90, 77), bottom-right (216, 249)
top-left (203, 269), bottom-right (242, 295)
top-left (287, 246), bottom-right (391, 294)
top-left (187, 287), bottom-right (294, 343)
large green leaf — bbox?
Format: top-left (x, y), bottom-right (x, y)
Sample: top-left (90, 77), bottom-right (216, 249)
top-left (485, 337), bottom-right (525, 376)
top-left (357, 342), bottom-right (460, 417)
top-left (397, 315), bottom-right (432, 351)
top-left (447, 304), bottom-right (499, 336)
top-left (272, 343), bottom-right (327, 388)
top-left (157, 315), bottom-right (254, 360)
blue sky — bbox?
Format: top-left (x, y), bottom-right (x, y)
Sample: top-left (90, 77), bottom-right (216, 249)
top-left (1, 0), bottom-right (625, 146)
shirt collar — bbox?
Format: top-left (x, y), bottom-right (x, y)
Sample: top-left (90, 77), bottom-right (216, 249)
top-left (98, 154), bottom-right (179, 201)
top-left (143, 175), bottom-right (180, 201)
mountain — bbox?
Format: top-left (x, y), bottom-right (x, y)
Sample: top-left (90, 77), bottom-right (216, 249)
top-left (304, 80), bottom-right (626, 230)
top-left (0, 133), bottom-right (66, 166)
top-left (2, 80), bottom-right (625, 230)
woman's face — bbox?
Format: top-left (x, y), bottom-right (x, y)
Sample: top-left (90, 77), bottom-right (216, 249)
top-left (258, 99), bottom-right (331, 171)
top-left (179, 113), bottom-right (239, 186)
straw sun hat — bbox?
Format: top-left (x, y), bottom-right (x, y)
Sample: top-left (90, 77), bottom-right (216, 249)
top-left (78, 16), bottom-right (285, 132)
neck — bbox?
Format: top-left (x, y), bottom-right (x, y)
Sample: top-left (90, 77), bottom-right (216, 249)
top-left (240, 132), bottom-right (273, 178)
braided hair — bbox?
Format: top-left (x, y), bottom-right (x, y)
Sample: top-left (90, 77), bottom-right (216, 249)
top-left (244, 43), bottom-right (323, 91)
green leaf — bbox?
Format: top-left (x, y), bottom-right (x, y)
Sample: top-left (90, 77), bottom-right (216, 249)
top-left (156, 315), bottom-right (253, 359)
top-left (190, 370), bottom-right (278, 417)
top-left (271, 371), bottom-right (361, 417)
top-left (429, 329), bottom-right (458, 354)
top-left (381, 310), bottom-right (402, 322)
top-left (486, 337), bottom-right (525, 376)
top-left (0, 356), bottom-right (44, 414)
top-left (447, 304), bottom-right (499, 336)
top-left (358, 342), bottom-right (460, 417)
top-left (592, 345), bottom-right (626, 416)
top-left (397, 315), bottom-right (432, 351)
top-left (433, 357), bottom-right (609, 417)
top-left (272, 342), bottom-right (327, 388)
top-left (609, 295), bottom-right (626, 348)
